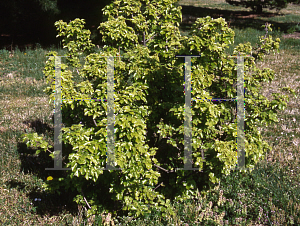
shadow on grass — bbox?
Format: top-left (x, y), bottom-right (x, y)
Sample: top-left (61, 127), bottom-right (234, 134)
top-left (9, 119), bottom-right (80, 218)
top-left (14, 117), bottom-right (122, 221)
top-left (23, 118), bottom-right (53, 134)
top-left (180, 5), bottom-right (296, 33)
top-left (5, 179), bottom-right (79, 217)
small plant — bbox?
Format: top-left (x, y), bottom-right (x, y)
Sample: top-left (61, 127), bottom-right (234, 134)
top-left (287, 23), bottom-right (300, 34)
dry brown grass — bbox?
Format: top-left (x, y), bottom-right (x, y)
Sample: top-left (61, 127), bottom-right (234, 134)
top-left (256, 50), bottom-right (300, 166)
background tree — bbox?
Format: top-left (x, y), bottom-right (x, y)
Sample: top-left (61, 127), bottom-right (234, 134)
top-left (0, 0), bottom-right (60, 48)
top-left (0, 0), bottom-right (112, 49)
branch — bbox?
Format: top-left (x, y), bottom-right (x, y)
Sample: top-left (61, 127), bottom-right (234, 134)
top-left (81, 188), bottom-right (91, 209)
top-left (145, 34), bottom-right (157, 43)
top-left (254, 22), bottom-right (269, 52)
top-left (153, 182), bottom-right (164, 191)
top-left (93, 119), bottom-right (98, 127)
top-left (263, 22), bottom-right (269, 40)
top-left (153, 163), bottom-right (174, 173)
top-left (76, 68), bottom-right (80, 76)
top-left (46, 148), bottom-right (53, 154)
top-left (166, 39), bottom-right (168, 52)
top-left (143, 32), bottom-right (146, 46)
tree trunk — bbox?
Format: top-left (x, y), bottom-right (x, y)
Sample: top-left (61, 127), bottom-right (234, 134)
top-left (256, 4), bottom-right (263, 13)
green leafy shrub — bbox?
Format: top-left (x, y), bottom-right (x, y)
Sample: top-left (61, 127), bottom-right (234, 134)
top-left (22, 0), bottom-right (293, 220)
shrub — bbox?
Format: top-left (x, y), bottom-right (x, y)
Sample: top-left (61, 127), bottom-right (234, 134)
top-left (22, 0), bottom-right (294, 220)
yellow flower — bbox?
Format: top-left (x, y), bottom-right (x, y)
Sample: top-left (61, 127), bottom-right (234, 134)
top-left (24, 53), bottom-right (27, 55)
top-left (47, 176), bottom-right (53, 181)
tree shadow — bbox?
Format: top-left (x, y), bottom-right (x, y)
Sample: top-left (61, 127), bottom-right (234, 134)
top-left (23, 118), bottom-right (53, 135)
top-left (180, 5), bottom-right (296, 33)
top-left (5, 179), bottom-right (79, 216)
top-left (13, 118), bottom-right (79, 218)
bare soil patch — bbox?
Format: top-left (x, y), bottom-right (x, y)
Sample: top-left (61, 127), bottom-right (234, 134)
top-left (282, 32), bottom-right (300, 39)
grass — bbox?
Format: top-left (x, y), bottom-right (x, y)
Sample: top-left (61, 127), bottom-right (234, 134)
top-left (0, 1), bottom-right (300, 225)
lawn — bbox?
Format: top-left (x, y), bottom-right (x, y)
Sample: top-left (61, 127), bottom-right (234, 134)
top-left (0, 0), bottom-right (300, 225)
